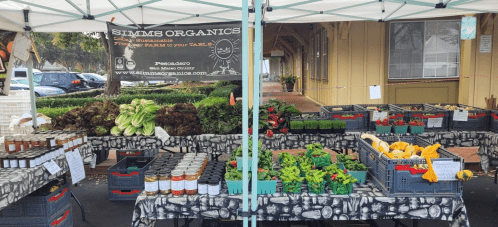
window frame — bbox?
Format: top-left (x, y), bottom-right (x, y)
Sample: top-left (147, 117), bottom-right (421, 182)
top-left (388, 20), bottom-right (461, 80)
top-left (310, 37), bottom-right (314, 80)
top-left (322, 29), bottom-right (328, 81)
top-left (315, 32), bottom-right (321, 80)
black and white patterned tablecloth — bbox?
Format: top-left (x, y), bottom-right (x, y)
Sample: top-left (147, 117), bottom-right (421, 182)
top-left (477, 133), bottom-right (498, 173)
top-left (0, 144), bottom-right (93, 210)
top-left (131, 181), bottom-right (469, 227)
top-left (89, 136), bottom-right (163, 152)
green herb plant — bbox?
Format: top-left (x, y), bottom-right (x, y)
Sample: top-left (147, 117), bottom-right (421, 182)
top-left (324, 165), bottom-right (358, 185)
top-left (304, 120), bottom-right (319, 129)
top-left (344, 160), bottom-right (368, 171)
top-left (336, 154), bottom-right (357, 163)
top-left (290, 121), bottom-right (304, 130)
top-left (225, 170), bottom-right (251, 181)
top-left (257, 169), bottom-right (280, 181)
top-left (319, 120), bottom-right (333, 129)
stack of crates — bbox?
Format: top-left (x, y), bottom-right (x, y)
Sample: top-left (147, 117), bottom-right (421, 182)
top-left (0, 90), bottom-right (31, 137)
top-left (355, 104), bottom-right (408, 131)
top-left (429, 103), bottom-right (491, 131)
top-left (391, 104), bottom-right (450, 132)
top-left (320, 105), bottom-right (368, 131)
top-left (107, 156), bottom-right (156, 201)
top-left (0, 181), bottom-right (72, 227)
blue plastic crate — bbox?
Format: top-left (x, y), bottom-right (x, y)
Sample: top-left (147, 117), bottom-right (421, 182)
top-left (392, 104), bottom-right (450, 132)
top-left (226, 180), bottom-right (243, 194)
top-left (320, 105), bottom-right (368, 131)
top-left (358, 135), bottom-right (463, 197)
top-left (23, 182), bottom-right (71, 218)
top-left (0, 204), bottom-right (72, 227)
top-left (116, 148), bottom-right (159, 162)
top-left (108, 188), bottom-right (143, 201)
top-left (428, 103), bottom-right (491, 131)
top-left (491, 110), bottom-right (498, 133)
top-left (107, 157), bottom-right (156, 188)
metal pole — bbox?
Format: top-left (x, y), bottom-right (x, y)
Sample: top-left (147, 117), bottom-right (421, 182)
top-left (252, 0), bottom-right (262, 227)
top-left (241, 1), bottom-right (249, 227)
top-left (23, 9), bottom-right (37, 128)
top-left (259, 22), bottom-right (263, 106)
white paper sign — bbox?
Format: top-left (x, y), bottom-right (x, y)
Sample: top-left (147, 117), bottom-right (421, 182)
top-left (155, 127), bottom-right (170, 143)
top-left (65, 150), bottom-right (86, 185)
top-left (480, 35), bottom-right (492, 53)
top-left (371, 111), bottom-right (388, 121)
top-left (369, 86), bottom-right (381, 100)
top-left (12, 34), bottom-right (32, 62)
top-left (43, 160), bottom-right (62, 175)
top-left (432, 161), bottom-right (461, 181)
top-left (427, 117), bottom-right (443, 128)
top-left (453, 110), bottom-right (469, 121)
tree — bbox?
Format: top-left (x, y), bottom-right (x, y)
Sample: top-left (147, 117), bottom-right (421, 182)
top-left (99, 32), bottom-right (120, 95)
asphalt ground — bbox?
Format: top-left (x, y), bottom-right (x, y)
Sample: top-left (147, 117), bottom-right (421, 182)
top-left (69, 175), bottom-right (498, 227)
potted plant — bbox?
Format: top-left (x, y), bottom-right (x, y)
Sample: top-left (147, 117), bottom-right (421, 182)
top-left (375, 118), bottom-right (391, 134)
top-left (281, 166), bottom-right (304, 193)
top-left (305, 170), bottom-right (327, 194)
top-left (257, 169), bottom-right (280, 194)
top-left (324, 165), bottom-right (357, 195)
top-left (392, 119), bottom-right (408, 134)
top-left (409, 119), bottom-right (425, 134)
top-left (290, 120), bottom-right (305, 134)
top-left (304, 120), bottom-right (319, 134)
top-left (225, 169), bottom-right (251, 194)
top-left (306, 143), bottom-right (331, 168)
top-left (333, 120), bottom-right (346, 134)
top-left (336, 154), bottom-right (357, 170)
top-left (318, 120), bottom-right (333, 134)
top-left (343, 160), bottom-right (368, 183)
top-left (283, 75), bottom-right (297, 92)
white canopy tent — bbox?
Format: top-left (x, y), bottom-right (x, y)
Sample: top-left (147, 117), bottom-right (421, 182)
top-left (0, 0), bottom-right (497, 32)
top-left (1, 1), bottom-right (497, 227)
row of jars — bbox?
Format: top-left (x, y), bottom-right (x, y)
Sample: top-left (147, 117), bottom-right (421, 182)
top-left (0, 147), bottom-right (65, 168)
top-left (4, 131), bottom-right (87, 154)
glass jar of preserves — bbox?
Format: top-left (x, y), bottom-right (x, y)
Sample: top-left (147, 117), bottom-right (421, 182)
top-left (62, 136), bottom-right (70, 152)
top-left (158, 171), bottom-right (171, 195)
top-left (4, 136), bottom-right (16, 154)
top-left (71, 134), bottom-right (79, 148)
top-left (14, 137), bottom-right (23, 152)
top-left (144, 171), bottom-right (159, 196)
top-left (56, 137), bottom-right (65, 148)
top-left (37, 138), bottom-right (47, 148)
top-left (171, 170), bottom-right (185, 196)
top-left (46, 137), bottom-right (56, 149)
top-left (208, 178), bottom-right (220, 195)
top-left (185, 170), bottom-right (198, 195)
top-left (8, 154), bottom-right (18, 168)
top-left (197, 177), bottom-right (208, 195)
top-left (22, 138), bottom-right (31, 151)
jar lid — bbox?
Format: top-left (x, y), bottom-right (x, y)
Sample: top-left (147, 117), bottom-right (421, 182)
top-left (198, 178), bottom-right (208, 184)
top-left (208, 179), bottom-right (219, 184)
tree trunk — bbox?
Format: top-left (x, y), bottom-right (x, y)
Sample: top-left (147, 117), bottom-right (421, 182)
top-left (100, 32), bottom-right (120, 95)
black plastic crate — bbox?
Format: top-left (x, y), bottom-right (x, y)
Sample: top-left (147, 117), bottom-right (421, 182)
top-left (0, 201), bottom-right (24, 218)
top-left (108, 188), bottom-right (143, 201)
top-left (358, 135), bottom-right (463, 197)
top-left (94, 149), bottom-right (109, 165)
top-left (0, 204), bottom-right (72, 227)
top-left (355, 104), bottom-right (408, 131)
top-left (428, 103), bottom-right (491, 131)
top-left (116, 148), bottom-right (159, 162)
top-left (107, 157), bottom-right (156, 188)
top-left (391, 104), bottom-right (450, 132)
top-left (320, 105), bottom-right (368, 131)
top-left (491, 110), bottom-right (498, 133)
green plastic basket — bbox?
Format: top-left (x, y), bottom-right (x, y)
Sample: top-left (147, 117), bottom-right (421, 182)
top-left (226, 180), bottom-right (243, 194)
top-left (329, 181), bottom-right (354, 195)
top-left (393, 125), bottom-right (408, 134)
top-left (236, 157), bottom-right (252, 171)
top-left (307, 181), bottom-right (326, 194)
top-left (310, 153), bottom-right (331, 168)
top-left (338, 162), bottom-right (345, 170)
top-left (348, 170), bottom-right (367, 183)
top-left (282, 181), bottom-right (302, 193)
top-left (257, 180), bottom-right (277, 194)
top-left (375, 125), bottom-right (392, 134)
top-left (410, 125), bottom-right (425, 134)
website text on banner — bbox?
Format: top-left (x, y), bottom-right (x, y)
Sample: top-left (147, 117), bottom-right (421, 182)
top-left (107, 22), bottom-right (243, 82)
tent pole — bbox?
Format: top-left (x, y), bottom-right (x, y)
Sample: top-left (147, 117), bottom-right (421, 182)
top-left (259, 19), bottom-right (263, 106)
top-left (23, 9), bottom-right (37, 128)
top-left (241, 0), bottom-right (249, 227)
top-left (252, 0), bottom-right (262, 227)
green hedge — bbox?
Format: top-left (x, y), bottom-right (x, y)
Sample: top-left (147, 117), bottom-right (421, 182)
top-left (120, 88), bottom-right (175, 95)
top-left (209, 85), bottom-right (239, 98)
top-left (36, 93), bottom-right (207, 108)
top-left (192, 86), bottom-right (216, 96)
top-left (37, 107), bottom-right (78, 119)
top-left (43, 90), bottom-right (103, 99)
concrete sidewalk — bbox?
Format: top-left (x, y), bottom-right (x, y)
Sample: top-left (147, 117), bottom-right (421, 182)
top-left (262, 81), bottom-right (321, 113)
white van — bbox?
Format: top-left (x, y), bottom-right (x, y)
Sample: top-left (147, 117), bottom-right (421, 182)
top-left (11, 68), bottom-right (42, 79)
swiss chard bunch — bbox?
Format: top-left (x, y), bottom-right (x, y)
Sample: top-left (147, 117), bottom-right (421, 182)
top-left (305, 170), bottom-right (326, 183)
top-left (225, 169), bottom-right (251, 181)
top-left (257, 169), bottom-right (280, 180)
top-left (336, 154), bottom-right (357, 163)
top-left (280, 166), bottom-right (304, 183)
top-left (258, 149), bottom-right (274, 170)
top-left (325, 165), bottom-right (358, 185)
top-left (344, 160), bottom-right (368, 171)
top-left (375, 118), bottom-right (389, 126)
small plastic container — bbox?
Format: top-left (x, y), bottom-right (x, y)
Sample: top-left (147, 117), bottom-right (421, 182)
top-left (14, 137), bottom-right (23, 152)
top-left (4, 136), bottom-right (16, 153)
top-left (144, 171), bottom-right (159, 196)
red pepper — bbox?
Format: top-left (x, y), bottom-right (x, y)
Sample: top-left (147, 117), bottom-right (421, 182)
top-left (343, 169), bottom-right (347, 174)
top-left (248, 128), bottom-right (253, 134)
top-left (271, 176), bottom-right (277, 180)
top-left (230, 160), bottom-right (237, 167)
top-left (280, 128), bottom-right (289, 134)
top-left (331, 174), bottom-right (338, 181)
top-left (312, 165), bottom-right (316, 170)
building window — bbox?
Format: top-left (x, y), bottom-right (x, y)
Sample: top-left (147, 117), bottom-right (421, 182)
top-left (310, 37), bottom-right (314, 79)
top-left (389, 20), bottom-right (461, 79)
top-left (315, 33), bottom-right (320, 80)
top-left (322, 30), bottom-right (328, 81)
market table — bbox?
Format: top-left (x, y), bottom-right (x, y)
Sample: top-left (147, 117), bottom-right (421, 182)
top-left (0, 144), bottom-right (93, 211)
top-left (131, 180), bottom-right (469, 227)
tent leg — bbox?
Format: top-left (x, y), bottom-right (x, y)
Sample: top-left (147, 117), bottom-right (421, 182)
top-left (23, 10), bottom-right (38, 128)
top-left (241, 0), bottom-right (250, 227)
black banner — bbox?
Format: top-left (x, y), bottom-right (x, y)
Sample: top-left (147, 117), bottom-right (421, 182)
top-left (107, 22), bottom-right (242, 81)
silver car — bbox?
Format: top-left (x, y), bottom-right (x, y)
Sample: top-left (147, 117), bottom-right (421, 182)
top-left (10, 78), bottom-right (66, 97)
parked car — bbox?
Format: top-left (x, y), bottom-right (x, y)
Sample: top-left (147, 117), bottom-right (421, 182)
top-left (9, 78), bottom-right (66, 97)
top-left (34, 72), bottom-right (91, 93)
top-left (11, 67), bottom-right (42, 79)
top-left (81, 73), bottom-right (107, 89)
